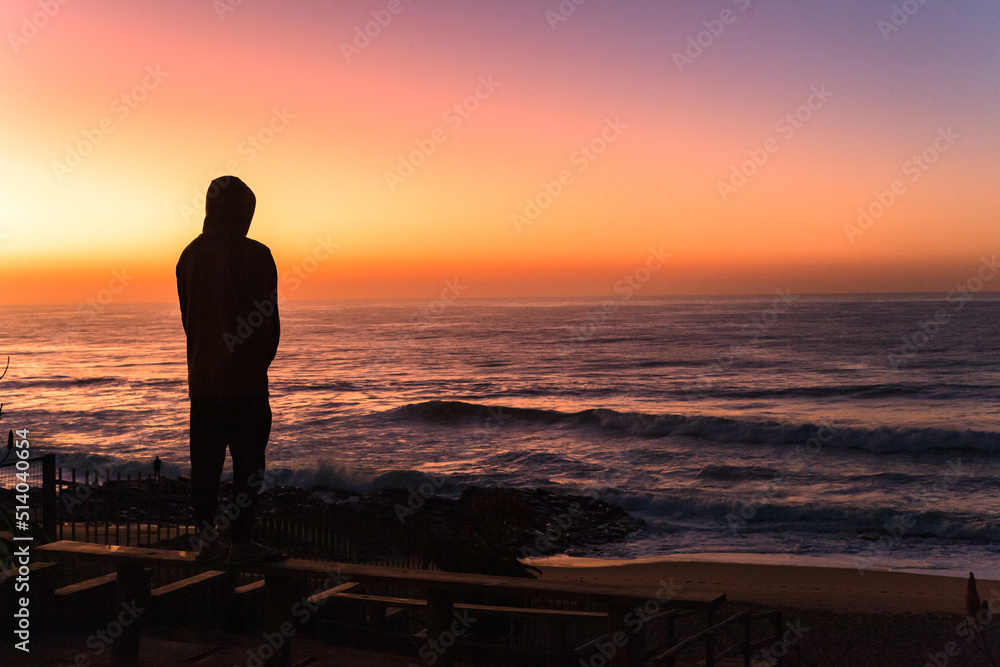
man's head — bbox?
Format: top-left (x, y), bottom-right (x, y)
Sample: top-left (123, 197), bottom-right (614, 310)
top-left (203, 175), bottom-right (256, 236)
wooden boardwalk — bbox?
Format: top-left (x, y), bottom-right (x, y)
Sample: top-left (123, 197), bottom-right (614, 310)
top-left (2, 625), bottom-right (448, 666)
top-left (12, 540), bottom-right (818, 666)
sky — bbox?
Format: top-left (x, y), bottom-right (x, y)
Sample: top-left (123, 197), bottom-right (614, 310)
top-left (1, 0), bottom-right (998, 303)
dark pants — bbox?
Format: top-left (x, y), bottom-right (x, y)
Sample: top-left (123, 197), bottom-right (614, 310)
top-left (189, 395), bottom-right (271, 545)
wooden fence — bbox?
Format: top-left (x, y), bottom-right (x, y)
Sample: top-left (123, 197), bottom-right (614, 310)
top-left (0, 459), bottom-right (421, 568)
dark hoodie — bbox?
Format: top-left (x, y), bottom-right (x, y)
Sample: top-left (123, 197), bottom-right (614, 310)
top-left (176, 176), bottom-right (279, 397)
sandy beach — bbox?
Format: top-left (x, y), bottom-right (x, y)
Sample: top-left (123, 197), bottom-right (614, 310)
top-left (530, 555), bottom-right (1000, 665)
top-left (530, 553), bottom-right (997, 615)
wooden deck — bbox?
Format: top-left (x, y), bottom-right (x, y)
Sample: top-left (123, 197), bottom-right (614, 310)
top-left (32, 540), bottom-right (728, 666)
top-left (37, 539), bottom-right (723, 603)
top-left (2, 625), bottom-right (450, 666)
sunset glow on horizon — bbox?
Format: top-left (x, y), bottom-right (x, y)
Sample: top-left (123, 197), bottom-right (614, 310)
top-left (2, 0), bottom-right (998, 304)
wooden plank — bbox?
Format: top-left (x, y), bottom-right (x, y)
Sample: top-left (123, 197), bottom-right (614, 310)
top-left (151, 570), bottom-right (229, 597)
top-left (652, 612), bottom-right (747, 661)
top-left (291, 584), bottom-right (615, 620)
top-left (235, 578), bottom-right (266, 595)
top-left (54, 571), bottom-right (119, 597)
top-left (460, 602), bottom-right (606, 619)
top-left (36, 541), bottom-right (724, 608)
top-left (329, 592), bottom-right (426, 608)
top-left (354, 594), bottom-right (603, 617)
top-left (304, 581), bottom-right (359, 605)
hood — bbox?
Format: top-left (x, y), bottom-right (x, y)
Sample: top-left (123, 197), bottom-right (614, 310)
top-left (203, 175), bottom-right (256, 236)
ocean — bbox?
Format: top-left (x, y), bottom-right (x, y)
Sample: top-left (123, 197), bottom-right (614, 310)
top-left (3, 295), bottom-right (999, 576)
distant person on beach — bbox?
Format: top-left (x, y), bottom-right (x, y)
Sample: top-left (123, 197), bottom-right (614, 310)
top-left (176, 175), bottom-right (284, 563)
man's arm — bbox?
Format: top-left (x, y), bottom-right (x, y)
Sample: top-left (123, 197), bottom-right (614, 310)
top-left (263, 249), bottom-right (280, 365)
top-left (175, 257), bottom-right (189, 335)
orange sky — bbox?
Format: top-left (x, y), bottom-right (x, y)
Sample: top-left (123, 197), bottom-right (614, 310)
top-left (1, 1), bottom-right (998, 304)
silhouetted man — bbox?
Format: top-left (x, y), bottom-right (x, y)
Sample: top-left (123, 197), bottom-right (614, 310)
top-left (176, 175), bottom-right (284, 563)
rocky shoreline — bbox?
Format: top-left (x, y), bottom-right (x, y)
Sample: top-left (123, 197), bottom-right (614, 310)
top-left (102, 478), bottom-right (647, 576)
top-left (256, 484), bottom-right (645, 576)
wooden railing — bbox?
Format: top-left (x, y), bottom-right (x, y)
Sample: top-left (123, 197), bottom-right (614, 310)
top-left (33, 466), bottom-right (421, 568)
top-left (0, 453), bottom-right (56, 539)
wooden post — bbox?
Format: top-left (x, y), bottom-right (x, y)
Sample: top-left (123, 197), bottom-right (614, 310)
top-left (545, 617), bottom-right (569, 667)
top-left (263, 573), bottom-right (296, 666)
top-left (57, 466), bottom-right (64, 540)
top-left (103, 469), bottom-right (109, 546)
top-left (706, 602), bottom-right (718, 667)
top-left (608, 600), bottom-right (642, 667)
top-left (743, 612), bottom-right (752, 667)
top-left (70, 468), bottom-right (76, 541)
top-left (125, 473), bottom-right (131, 546)
top-left (145, 473), bottom-right (151, 546)
top-left (84, 469), bottom-right (90, 543)
top-left (426, 589), bottom-right (456, 667)
top-left (113, 562), bottom-right (150, 666)
top-left (116, 470), bottom-right (121, 546)
top-left (42, 454), bottom-right (56, 541)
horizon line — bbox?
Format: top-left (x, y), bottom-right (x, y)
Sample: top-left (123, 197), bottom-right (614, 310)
top-left (5, 290), bottom-right (999, 308)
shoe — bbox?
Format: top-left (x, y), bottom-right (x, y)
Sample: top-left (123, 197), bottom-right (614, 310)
top-left (226, 540), bottom-right (288, 565)
top-left (194, 540), bottom-right (229, 562)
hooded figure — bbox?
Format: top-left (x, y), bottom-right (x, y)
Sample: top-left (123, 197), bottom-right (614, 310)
top-left (177, 176), bottom-right (279, 396)
top-left (176, 175), bottom-right (284, 563)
